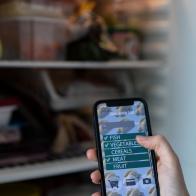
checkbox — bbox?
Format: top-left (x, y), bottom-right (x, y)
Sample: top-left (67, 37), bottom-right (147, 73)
top-left (104, 143), bottom-right (109, 148)
top-left (104, 136), bottom-right (108, 141)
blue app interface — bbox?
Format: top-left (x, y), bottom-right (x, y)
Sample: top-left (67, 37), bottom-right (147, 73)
top-left (97, 101), bottom-right (157, 196)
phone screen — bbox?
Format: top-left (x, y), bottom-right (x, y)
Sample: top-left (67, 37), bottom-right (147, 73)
top-left (96, 100), bottom-right (158, 196)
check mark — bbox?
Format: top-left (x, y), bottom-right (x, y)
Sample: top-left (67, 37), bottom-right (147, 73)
top-left (104, 143), bottom-right (109, 148)
top-left (104, 136), bottom-right (108, 141)
top-left (106, 157), bottom-right (111, 162)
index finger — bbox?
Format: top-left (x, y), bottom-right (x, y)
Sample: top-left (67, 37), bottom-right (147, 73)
top-left (136, 135), bottom-right (178, 164)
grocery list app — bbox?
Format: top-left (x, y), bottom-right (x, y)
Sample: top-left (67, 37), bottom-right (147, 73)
top-left (97, 101), bottom-right (157, 196)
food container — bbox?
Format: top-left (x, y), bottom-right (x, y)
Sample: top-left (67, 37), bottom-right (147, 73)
top-left (0, 105), bottom-right (17, 126)
top-left (0, 1), bottom-right (65, 18)
top-left (0, 16), bottom-right (68, 60)
top-left (0, 98), bottom-right (19, 126)
top-left (40, 70), bottom-right (128, 111)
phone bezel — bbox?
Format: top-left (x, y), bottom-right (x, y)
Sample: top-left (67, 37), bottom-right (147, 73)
top-left (93, 98), bottom-right (160, 196)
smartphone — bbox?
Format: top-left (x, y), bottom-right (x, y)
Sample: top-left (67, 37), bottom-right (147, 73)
top-left (93, 98), bottom-right (160, 196)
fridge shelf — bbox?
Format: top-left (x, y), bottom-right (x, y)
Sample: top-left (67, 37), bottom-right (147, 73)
top-left (0, 156), bottom-right (97, 184)
top-left (0, 60), bottom-right (163, 69)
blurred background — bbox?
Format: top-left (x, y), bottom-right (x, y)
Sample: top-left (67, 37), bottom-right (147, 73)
top-left (0, 0), bottom-right (195, 195)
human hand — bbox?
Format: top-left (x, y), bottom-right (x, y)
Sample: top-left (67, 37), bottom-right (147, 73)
top-left (86, 135), bottom-right (189, 196)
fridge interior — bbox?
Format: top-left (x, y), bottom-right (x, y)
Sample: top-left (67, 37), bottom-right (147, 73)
top-left (0, 0), bottom-right (171, 195)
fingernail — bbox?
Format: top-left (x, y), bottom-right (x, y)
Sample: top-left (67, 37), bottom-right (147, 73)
top-left (86, 149), bottom-right (91, 159)
top-left (136, 135), bottom-right (146, 141)
top-left (85, 149), bottom-right (89, 157)
top-left (90, 173), bottom-right (93, 180)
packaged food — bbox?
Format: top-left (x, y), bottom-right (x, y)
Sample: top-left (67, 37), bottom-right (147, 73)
top-left (0, 17), bottom-right (68, 60)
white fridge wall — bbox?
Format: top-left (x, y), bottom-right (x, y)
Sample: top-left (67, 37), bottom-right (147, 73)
top-left (169, 0), bottom-right (196, 195)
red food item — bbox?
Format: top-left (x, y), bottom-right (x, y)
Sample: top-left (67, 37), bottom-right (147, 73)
top-left (0, 97), bottom-right (20, 107)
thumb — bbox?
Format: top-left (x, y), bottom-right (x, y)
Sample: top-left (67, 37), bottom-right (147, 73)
top-left (136, 135), bottom-right (177, 162)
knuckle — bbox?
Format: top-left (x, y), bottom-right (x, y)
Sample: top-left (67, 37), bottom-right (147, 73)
top-left (169, 152), bottom-right (180, 166)
top-left (90, 171), bottom-right (94, 177)
top-left (156, 135), bottom-right (166, 143)
top-left (173, 152), bottom-right (180, 163)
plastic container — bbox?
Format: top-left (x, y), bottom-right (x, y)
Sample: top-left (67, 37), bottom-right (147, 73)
top-left (0, 1), bottom-right (65, 18)
top-left (0, 105), bottom-right (17, 126)
top-left (0, 98), bottom-right (19, 126)
top-left (0, 17), bottom-right (68, 60)
top-left (40, 70), bottom-right (129, 111)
